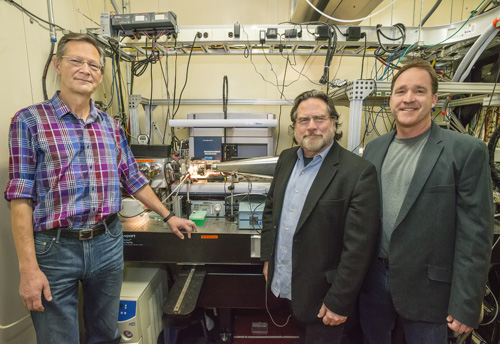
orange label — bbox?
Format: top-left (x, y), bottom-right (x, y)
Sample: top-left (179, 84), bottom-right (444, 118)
top-left (136, 159), bottom-right (155, 162)
top-left (200, 235), bottom-right (218, 239)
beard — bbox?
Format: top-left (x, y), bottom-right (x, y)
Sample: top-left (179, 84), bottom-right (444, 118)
top-left (296, 126), bottom-right (335, 156)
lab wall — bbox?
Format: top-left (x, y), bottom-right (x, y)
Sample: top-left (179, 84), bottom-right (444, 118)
top-left (0, 0), bottom-right (477, 342)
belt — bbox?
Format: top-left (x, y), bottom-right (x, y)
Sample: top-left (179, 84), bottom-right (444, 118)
top-left (41, 214), bottom-right (118, 240)
top-left (378, 257), bottom-right (390, 268)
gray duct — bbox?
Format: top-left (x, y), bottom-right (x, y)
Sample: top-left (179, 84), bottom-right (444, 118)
top-left (212, 156), bottom-right (278, 177)
top-left (452, 11), bottom-right (500, 82)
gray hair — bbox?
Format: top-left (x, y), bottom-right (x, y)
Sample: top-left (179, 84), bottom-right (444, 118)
top-left (56, 33), bottom-right (105, 70)
top-left (290, 90), bottom-right (343, 141)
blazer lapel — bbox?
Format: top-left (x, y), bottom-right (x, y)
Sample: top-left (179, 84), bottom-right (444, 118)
top-left (369, 132), bottom-right (395, 187)
top-left (294, 142), bottom-right (340, 234)
top-left (393, 123), bottom-right (443, 229)
top-left (273, 148), bottom-right (299, 224)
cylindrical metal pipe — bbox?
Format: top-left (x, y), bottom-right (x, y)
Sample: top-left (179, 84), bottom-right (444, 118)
top-left (212, 156), bottom-right (278, 177)
top-left (110, 0), bottom-right (122, 14)
top-left (47, 0), bottom-right (56, 41)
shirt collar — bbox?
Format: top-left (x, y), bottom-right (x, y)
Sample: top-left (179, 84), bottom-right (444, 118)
top-left (296, 140), bottom-right (335, 162)
top-left (50, 91), bottom-right (102, 122)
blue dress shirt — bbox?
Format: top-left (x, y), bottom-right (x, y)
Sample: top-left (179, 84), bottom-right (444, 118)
top-left (271, 141), bottom-right (334, 299)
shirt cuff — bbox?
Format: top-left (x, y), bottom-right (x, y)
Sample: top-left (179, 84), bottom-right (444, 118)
top-left (4, 178), bottom-right (36, 201)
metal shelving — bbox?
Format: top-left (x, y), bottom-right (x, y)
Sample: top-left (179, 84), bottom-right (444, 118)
top-left (92, 7), bottom-right (500, 151)
top-left (91, 7), bottom-right (500, 64)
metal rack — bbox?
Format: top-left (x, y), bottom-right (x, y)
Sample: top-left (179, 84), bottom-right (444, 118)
top-left (94, 8), bottom-right (500, 151)
top-left (92, 8), bottom-right (500, 64)
top-left (127, 79), bottom-right (500, 148)
top-left (330, 81), bottom-right (500, 153)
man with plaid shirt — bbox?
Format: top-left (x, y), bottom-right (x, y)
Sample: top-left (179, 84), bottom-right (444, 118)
top-left (5, 33), bottom-right (196, 343)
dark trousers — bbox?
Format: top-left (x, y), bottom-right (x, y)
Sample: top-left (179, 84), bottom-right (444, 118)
top-left (358, 259), bottom-right (447, 344)
top-left (298, 321), bottom-right (345, 344)
top-left (269, 292), bottom-right (345, 344)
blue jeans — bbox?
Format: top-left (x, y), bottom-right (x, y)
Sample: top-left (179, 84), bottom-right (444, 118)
top-left (31, 217), bottom-right (124, 344)
top-left (359, 259), bottom-right (447, 344)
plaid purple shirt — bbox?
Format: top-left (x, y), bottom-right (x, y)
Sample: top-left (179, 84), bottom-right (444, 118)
top-left (5, 92), bottom-right (148, 232)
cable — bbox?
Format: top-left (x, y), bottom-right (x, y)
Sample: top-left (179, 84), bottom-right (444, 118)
top-left (364, 100), bottom-right (389, 136)
top-left (103, 59), bottom-right (118, 112)
top-left (171, 36), bottom-right (179, 123)
top-left (474, 54), bottom-right (500, 139)
top-left (425, 0), bottom-right (487, 48)
top-left (420, 0), bottom-right (443, 26)
top-left (264, 283), bottom-right (293, 328)
top-left (222, 76), bottom-right (229, 118)
top-left (223, 193), bottom-right (268, 200)
top-left (162, 173), bottom-right (190, 203)
top-left (380, 43), bottom-right (417, 80)
top-left (0, 314), bottom-right (31, 329)
top-left (331, 48), bottom-right (345, 81)
top-left (242, 26), bottom-right (281, 88)
top-left (249, 201), bottom-right (265, 231)
top-left (261, 43), bottom-right (282, 95)
top-left (131, 37), bottom-right (161, 77)
top-left (108, 42), bottom-right (127, 126)
top-left (481, 284), bottom-right (499, 326)
top-left (172, 33), bottom-right (199, 118)
top-left (319, 24), bottom-right (337, 85)
top-left (492, 234), bottom-right (500, 250)
top-left (42, 44), bottom-right (55, 100)
top-left (242, 24), bottom-right (320, 90)
top-left (159, 58), bottom-right (172, 145)
top-left (118, 209), bottom-right (150, 218)
top-left (148, 46), bottom-right (154, 144)
top-left (375, 23), bottom-right (406, 57)
top-left (6, 0), bottom-right (66, 31)
top-left (304, 0), bottom-right (399, 23)
top-left (274, 58), bottom-right (289, 155)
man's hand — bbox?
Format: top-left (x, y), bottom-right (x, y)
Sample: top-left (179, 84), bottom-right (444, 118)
top-left (132, 185), bottom-right (197, 239)
top-left (447, 315), bottom-right (473, 334)
top-left (19, 268), bottom-right (52, 311)
top-left (167, 216), bottom-right (197, 239)
top-left (263, 261), bottom-right (268, 283)
top-left (317, 303), bottom-right (347, 326)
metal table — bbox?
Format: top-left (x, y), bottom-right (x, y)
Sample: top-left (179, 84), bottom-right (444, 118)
top-left (121, 214), bottom-right (261, 264)
top-left (121, 215), bottom-right (267, 343)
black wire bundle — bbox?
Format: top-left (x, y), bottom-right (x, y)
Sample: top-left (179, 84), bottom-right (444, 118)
top-left (319, 25), bottom-right (338, 85)
top-left (131, 52), bottom-right (160, 77)
top-left (107, 42), bottom-right (127, 128)
top-left (375, 23), bottom-right (406, 56)
top-left (131, 38), bottom-right (161, 77)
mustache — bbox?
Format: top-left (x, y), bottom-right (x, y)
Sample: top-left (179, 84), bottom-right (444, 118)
top-left (303, 131), bottom-right (323, 137)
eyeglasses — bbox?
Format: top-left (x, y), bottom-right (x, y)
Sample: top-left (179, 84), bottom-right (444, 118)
top-left (296, 115), bottom-right (331, 126)
top-left (62, 56), bottom-right (103, 72)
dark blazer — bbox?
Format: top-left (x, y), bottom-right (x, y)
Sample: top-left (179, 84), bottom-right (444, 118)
top-left (261, 141), bottom-right (380, 323)
top-left (363, 122), bottom-right (494, 327)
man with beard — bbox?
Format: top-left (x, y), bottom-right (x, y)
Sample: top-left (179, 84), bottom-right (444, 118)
top-left (261, 90), bottom-right (380, 344)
